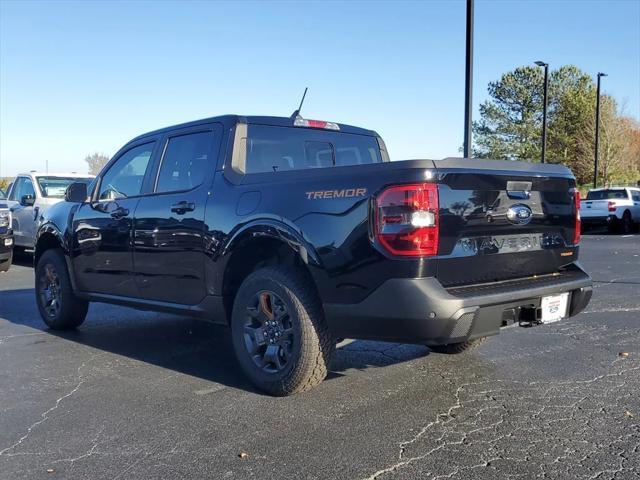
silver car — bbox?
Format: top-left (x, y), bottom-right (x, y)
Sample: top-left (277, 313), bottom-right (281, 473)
top-left (6, 172), bottom-right (94, 250)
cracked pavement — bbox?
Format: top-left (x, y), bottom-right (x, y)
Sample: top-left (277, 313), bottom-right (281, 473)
top-left (0, 232), bottom-right (639, 479)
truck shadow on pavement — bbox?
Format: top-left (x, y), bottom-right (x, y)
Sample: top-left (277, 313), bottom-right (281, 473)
top-left (0, 286), bottom-right (429, 395)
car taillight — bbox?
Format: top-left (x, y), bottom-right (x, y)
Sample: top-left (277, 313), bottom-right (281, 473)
top-left (608, 201), bottom-right (616, 212)
top-left (375, 183), bottom-right (439, 256)
top-left (572, 188), bottom-right (581, 245)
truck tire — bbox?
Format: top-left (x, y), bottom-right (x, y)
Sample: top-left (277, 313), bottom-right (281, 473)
top-left (621, 211), bottom-right (633, 234)
top-left (35, 249), bottom-right (88, 330)
top-left (231, 266), bottom-right (335, 396)
top-left (0, 250), bottom-right (11, 272)
top-left (429, 337), bottom-right (487, 354)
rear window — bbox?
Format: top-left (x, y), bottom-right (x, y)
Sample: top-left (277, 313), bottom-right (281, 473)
top-left (244, 125), bottom-right (383, 174)
top-left (586, 189), bottom-right (629, 200)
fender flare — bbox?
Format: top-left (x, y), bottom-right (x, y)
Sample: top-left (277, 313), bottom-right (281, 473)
top-left (34, 222), bottom-right (68, 257)
top-left (216, 216), bottom-right (323, 296)
top-left (34, 222), bottom-right (78, 290)
top-left (223, 216), bottom-right (322, 267)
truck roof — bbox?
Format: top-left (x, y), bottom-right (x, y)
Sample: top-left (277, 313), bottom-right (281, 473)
top-left (129, 114), bottom-right (380, 143)
top-left (17, 172), bottom-right (94, 178)
top-left (588, 186), bottom-right (639, 191)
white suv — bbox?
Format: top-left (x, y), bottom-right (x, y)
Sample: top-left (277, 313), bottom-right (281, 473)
top-left (6, 172), bottom-right (94, 250)
top-left (580, 187), bottom-right (640, 233)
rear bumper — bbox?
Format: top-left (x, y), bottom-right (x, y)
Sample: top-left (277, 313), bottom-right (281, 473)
top-left (324, 265), bottom-right (592, 345)
top-left (0, 233), bottom-right (13, 260)
top-left (582, 214), bottom-right (616, 226)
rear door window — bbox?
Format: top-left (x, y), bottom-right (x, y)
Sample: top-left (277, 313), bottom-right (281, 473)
top-left (155, 131), bottom-right (215, 193)
top-left (244, 125), bottom-right (382, 174)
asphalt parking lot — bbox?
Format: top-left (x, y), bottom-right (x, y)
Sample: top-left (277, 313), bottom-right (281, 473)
top-left (0, 232), bottom-right (638, 480)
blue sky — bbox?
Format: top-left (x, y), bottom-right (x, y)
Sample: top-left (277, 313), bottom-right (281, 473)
top-left (1, 0), bottom-right (638, 177)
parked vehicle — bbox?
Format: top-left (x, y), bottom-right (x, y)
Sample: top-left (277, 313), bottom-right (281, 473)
top-left (580, 187), bottom-right (640, 233)
top-left (33, 114), bottom-right (592, 395)
top-left (6, 172), bottom-right (94, 250)
top-left (0, 200), bottom-right (12, 273)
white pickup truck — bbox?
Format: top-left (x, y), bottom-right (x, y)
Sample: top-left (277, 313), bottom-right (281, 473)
top-left (580, 187), bottom-right (640, 233)
top-left (6, 172), bottom-right (94, 250)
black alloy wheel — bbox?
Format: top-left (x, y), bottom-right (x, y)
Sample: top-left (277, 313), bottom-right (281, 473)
top-left (243, 290), bottom-right (295, 373)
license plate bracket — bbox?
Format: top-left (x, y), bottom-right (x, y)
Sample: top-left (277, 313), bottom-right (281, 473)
top-left (540, 292), bottom-right (570, 324)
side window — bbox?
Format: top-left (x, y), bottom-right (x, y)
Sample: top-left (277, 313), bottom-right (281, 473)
top-left (156, 131), bottom-right (214, 193)
top-left (98, 143), bottom-right (154, 200)
top-left (10, 177), bottom-right (35, 202)
top-left (632, 192), bottom-right (640, 202)
top-left (8, 178), bottom-right (24, 200)
top-left (21, 178), bottom-right (36, 199)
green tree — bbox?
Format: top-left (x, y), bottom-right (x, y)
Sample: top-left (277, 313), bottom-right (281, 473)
top-left (473, 65), bottom-right (595, 168)
top-left (473, 66), bottom-right (544, 161)
top-left (576, 98), bottom-right (640, 186)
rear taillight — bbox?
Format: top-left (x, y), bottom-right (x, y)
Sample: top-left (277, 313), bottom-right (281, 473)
top-left (375, 183), bottom-right (439, 256)
top-left (572, 188), bottom-right (581, 245)
top-left (608, 201), bottom-right (616, 212)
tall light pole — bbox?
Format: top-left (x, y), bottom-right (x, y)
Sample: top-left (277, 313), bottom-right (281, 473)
top-left (535, 61), bottom-right (549, 163)
top-left (463, 0), bottom-right (474, 158)
top-left (593, 72), bottom-right (607, 188)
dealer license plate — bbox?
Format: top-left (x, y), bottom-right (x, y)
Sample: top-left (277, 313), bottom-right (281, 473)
top-left (540, 293), bottom-right (570, 323)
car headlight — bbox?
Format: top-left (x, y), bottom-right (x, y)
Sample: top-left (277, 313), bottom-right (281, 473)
top-left (0, 210), bottom-right (11, 228)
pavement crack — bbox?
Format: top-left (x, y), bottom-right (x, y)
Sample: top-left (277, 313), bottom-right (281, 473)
top-left (0, 360), bottom-right (90, 456)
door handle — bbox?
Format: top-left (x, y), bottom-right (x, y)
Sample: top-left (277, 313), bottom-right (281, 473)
top-left (33, 206), bottom-right (40, 221)
top-left (171, 201), bottom-right (195, 214)
top-left (110, 206), bottom-right (129, 219)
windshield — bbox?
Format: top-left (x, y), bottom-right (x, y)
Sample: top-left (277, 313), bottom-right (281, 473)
top-left (586, 189), bottom-right (628, 200)
top-left (37, 177), bottom-right (93, 198)
top-left (0, 188), bottom-right (5, 200)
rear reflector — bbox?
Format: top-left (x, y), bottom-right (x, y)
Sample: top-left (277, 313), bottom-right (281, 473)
top-left (571, 188), bottom-right (581, 245)
top-left (293, 116), bottom-right (340, 131)
top-left (375, 183), bottom-right (439, 256)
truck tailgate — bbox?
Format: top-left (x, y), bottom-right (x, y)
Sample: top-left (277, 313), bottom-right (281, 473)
top-left (580, 199), bottom-right (610, 217)
top-left (433, 158), bottom-right (579, 287)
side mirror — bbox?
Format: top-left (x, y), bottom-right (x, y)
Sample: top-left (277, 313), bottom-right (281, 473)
top-left (21, 194), bottom-right (35, 207)
top-left (65, 182), bottom-right (88, 203)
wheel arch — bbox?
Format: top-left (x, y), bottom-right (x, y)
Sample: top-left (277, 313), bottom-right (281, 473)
top-left (220, 219), bottom-right (323, 323)
top-left (34, 224), bottom-right (67, 266)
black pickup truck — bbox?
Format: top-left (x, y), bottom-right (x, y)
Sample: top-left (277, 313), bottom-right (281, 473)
top-left (34, 114), bottom-right (592, 395)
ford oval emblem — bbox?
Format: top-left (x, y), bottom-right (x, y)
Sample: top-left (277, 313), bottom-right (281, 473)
top-left (506, 204), bottom-right (533, 225)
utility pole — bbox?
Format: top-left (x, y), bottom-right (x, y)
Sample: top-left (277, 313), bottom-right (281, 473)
top-left (593, 72), bottom-right (607, 188)
top-left (534, 61), bottom-right (549, 163)
top-left (463, 0), bottom-right (474, 158)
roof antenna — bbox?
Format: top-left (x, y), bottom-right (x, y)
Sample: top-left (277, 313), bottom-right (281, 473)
top-left (290, 87), bottom-right (308, 119)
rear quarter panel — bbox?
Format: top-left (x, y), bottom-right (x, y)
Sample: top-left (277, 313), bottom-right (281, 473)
top-left (204, 160), bottom-right (438, 304)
